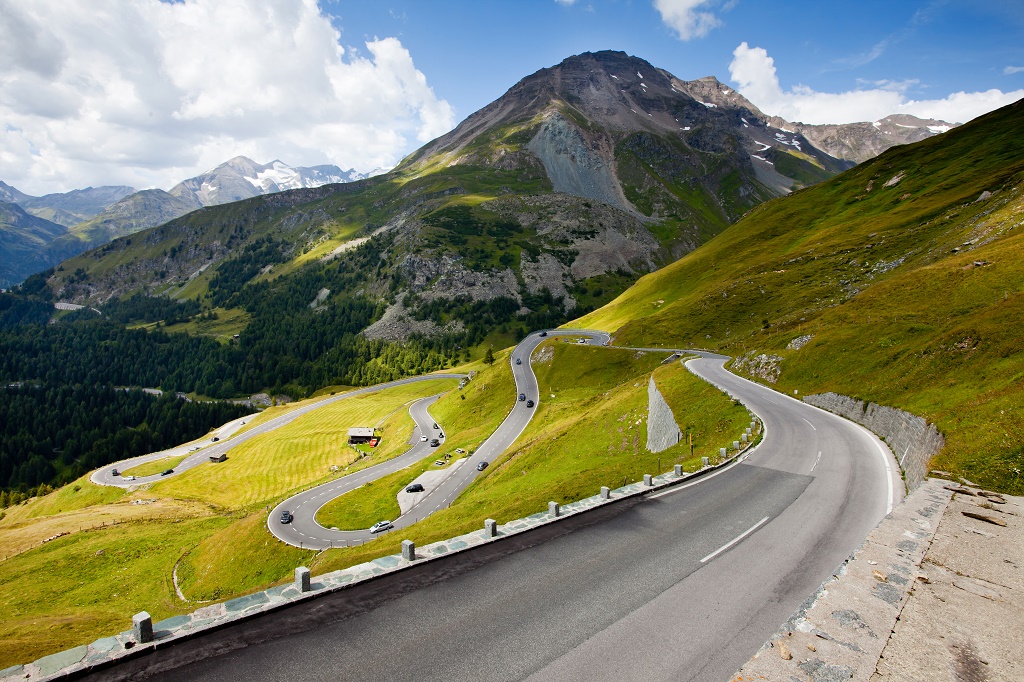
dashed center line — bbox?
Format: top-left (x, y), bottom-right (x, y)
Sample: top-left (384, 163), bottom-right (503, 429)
top-left (810, 451), bottom-right (822, 473)
top-left (802, 417), bottom-right (817, 431)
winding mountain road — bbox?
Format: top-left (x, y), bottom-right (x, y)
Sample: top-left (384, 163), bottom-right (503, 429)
top-left (152, 334), bottom-right (902, 682)
top-left (269, 329), bottom-right (611, 548)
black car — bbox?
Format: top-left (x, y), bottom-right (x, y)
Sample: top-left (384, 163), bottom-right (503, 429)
top-left (526, 399), bottom-right (534, 408)
top-left (433, 422), bottom-right (439, 429)
top-left (515, 358), bottom-right (522, 365)
top-left (540, 331), bottom-right (547, 337)
top-left (111, 469), bottom-right (119, 477)
top-left (405, 483), bottom-right (425, 493)
top-left (430, 438), bottom-right (440, 447)
top-left (161, 468), bottom-right (174, 476)
top-left (476, 461), bottom-right (489, 471)
top-left (280, 510), bottom-right (293, 524)
top-left (518, 393), bottom-right (526, 401)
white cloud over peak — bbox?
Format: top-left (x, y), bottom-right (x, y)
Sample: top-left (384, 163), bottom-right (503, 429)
top-left (0, 0), bottom-right (455, 195)
top-left (653, 0), bottom-right (722, 41)
top-left (729, 42), bottom-right (1024, 125)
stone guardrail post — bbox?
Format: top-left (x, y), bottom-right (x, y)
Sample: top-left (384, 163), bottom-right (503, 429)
top-left (733, 440), bottom-right (740, 450)
top-left (402, 540), bottom-right (416, 561)
top-left (600, 486), bottom-right (611, 499)
top-left (295, 566), bottom-right (311, 592)
top-left (741, 433), bottom-right (748, 443)
top-left (132, 612), bottom-right (153, 644)
top-left (484, 519), bottom-right (498, 537)
top-left (673, 465), bottom-right (682, 476)
top-left (720, 447), bottom-right (727, 458)
top-left (643, 474), bottom-right (653, 486)
top-left (702, 456), bottom-right (710, 467)
top-left (548, 501), bottom-right (560, 517)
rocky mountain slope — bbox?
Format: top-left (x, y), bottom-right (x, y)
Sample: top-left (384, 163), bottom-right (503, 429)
top-left (776, 113), bottom-right (956, 164)
top-left (0, 202), bottom-right (67, 287)
top-left (45, 52), bottom-right (870, 326)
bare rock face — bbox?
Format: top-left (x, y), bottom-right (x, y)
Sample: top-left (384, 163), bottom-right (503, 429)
top-left (520, 252), bottom-right (575, 310)
top-left (527, 112), bottom-right (632, 213)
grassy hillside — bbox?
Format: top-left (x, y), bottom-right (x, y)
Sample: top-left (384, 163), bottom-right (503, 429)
top-left (575, 99), bottom-right (1024, 493)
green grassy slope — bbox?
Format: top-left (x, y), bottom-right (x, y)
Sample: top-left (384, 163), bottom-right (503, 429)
top-left (574, 99), bottom-right (1024, 493)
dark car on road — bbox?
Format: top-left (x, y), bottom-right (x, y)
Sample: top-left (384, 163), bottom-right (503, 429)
top-left (476, 461), bottom-right (489, 471)
top-left (430, 438), bottom-right (440, 447)
top-left (405, 483), bottom-right (425, 493)
top-left (370, 520), bottom-right (394, 534)
top-left (540, 331), bottom-right (547, 337)
top-left (161, 468), bottom-right (174, 476)
top-left (515, 358), bottom-right (521, 365)
top-left (111, 469), bottom-right (119, 476)
top-left (526, 399), bottom-right (534, 408)
top-left (518, 393), bottom-right (526, 401)
top-left (280, 510), bottom-right (293, 524)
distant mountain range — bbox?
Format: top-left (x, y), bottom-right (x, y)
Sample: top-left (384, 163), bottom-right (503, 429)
top-left (45, 51), bottom-right (957, 334)
top-left (0, 159), bottom-right (370, 287)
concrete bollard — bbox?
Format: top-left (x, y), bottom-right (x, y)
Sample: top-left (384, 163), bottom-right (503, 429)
top-left (733, 440), bottom-right (740, 450)
top-left (548, 501), bottom-right (560, 517)
top-left (132, 612), bottom-right (153, 644)
top-left (750, 421), bottom-right (756, 430)
top-left (643, 474), bottom-right (653, 487)
top-left (745, 428), bottom-right (752, 436)
top-left (295, 566), bottom-right (311, 592)
top-left (401, 540), bottom-right (416, 561)
top-left (741, 433), bottom-right (748, 443)
top-left (720, 447), bottom-right (727, 458)
top-left (600, 486), bottom-right (611, 499)
top-left (673, 465), bottom-right (682, 476)
top-left (484, 519), bottom-right (498, 537)
top-left (702, 456), bottom-right (710, 467)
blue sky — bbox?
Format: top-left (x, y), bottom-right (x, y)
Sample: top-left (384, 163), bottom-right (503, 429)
top-left (2, 0), bottom-right (1022, 194)
top-left (326, 0), bottom-right (1024, 124)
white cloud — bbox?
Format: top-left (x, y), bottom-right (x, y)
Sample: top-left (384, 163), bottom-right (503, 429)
top-left (653, 0), bottom-right (721, 41)
top-left (555, 0), bottom-right (578, 5)
top-left (1005, 65), bottom-right (1024, 75)
top-left (0, 0), bottom-right (455, 195)
top-left (729, 42), bottom-right (1024, 125)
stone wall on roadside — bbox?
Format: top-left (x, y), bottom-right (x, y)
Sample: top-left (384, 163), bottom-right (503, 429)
top-left (803, 392), bottom-right (944, 490)
top-left (647, 378), bottom-right (682, 453)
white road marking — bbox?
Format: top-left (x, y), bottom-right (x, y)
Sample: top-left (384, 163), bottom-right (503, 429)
top-left (810, 451), bottom-right (822, 473)
top-left (700, 516), bottom-right (770, 563)
top-left (765, 398), bottom-right (778, 405)
top-left (802, 417), bottom-right (816, 431)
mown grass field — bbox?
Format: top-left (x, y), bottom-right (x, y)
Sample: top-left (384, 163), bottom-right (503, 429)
top-left (574, 100), bottom-right (1024, 493)
top-left (314, 456), bottom-right (439, 531)
top-left (154, 379), bottom-right (459, 510)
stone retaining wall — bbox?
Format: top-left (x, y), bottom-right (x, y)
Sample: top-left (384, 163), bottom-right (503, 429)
top-left (646, 378), bottom-right (682, 453)
top-left (803, 392), bottom-right (944, 490)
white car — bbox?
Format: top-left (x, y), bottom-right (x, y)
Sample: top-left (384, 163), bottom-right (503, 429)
top-left (125, 475), bottom-right (135, 481)
top-left (369, 520), bottom-right (394, 534)
top-left (421, 436), bottom-right (428, 442)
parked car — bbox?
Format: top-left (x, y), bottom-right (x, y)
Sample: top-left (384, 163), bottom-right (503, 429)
top-left (515, 358), bottom-right (522, 365)
top-left (430, 438), bottom-right (440, 447)
top-left (577, 338), bottom-right (586, 344)
top-left (125, 476), bottom-right (135, 481)
top-left (455, 448), bottom-right (465, 454)
top-left (369, 520), bottom-right (394, 534)
top-left (161, 468), bottom-right (174, 476)
top-left (405, 483), bottom-right (425, 493)
top-left (434, 460), bottom-right (445, 466)
top-left (526, 399), bottom-right (535, 408)
top-left (476, 461), bottom-right (489, 471)
top-left (280, 510), bottom-right (293, 524)
top-left (519, 393), bottom-right (526, 401)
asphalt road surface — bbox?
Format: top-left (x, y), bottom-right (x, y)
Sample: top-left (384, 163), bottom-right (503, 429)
top-left (152, 349), bottom-right (902, 682)
top-left (90, 375), bottom-right (465, 488)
